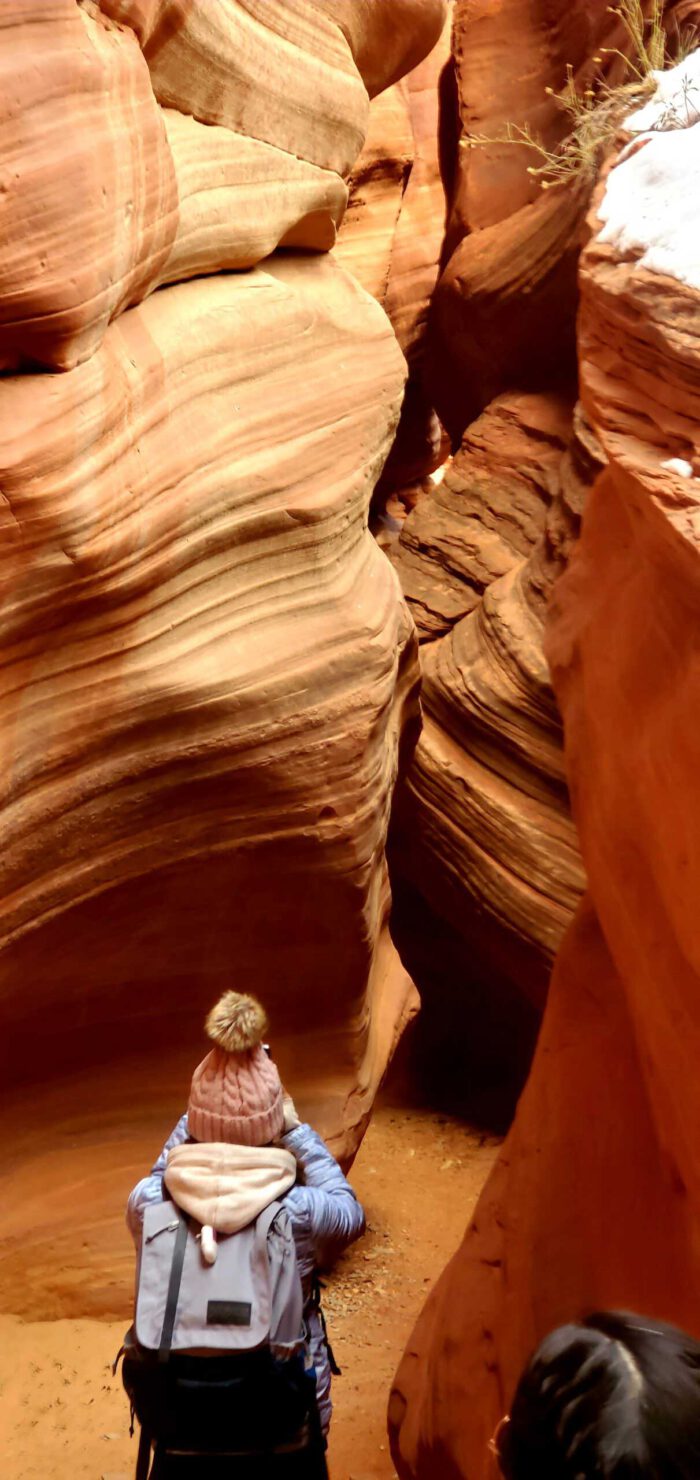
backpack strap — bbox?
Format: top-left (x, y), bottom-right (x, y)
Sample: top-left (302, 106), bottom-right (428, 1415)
top-left (311, 1275), bottom-right (341, 1376)
top-left (255, 1199), bottom-right (283, 1239)
top-left (157, 1214), bottom-right (188, 1363)
top-left (135, 1423), bottom-right (153, 1480)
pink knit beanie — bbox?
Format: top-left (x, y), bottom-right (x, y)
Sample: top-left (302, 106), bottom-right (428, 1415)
top-left (187, 992), bottom-right (284, 1147)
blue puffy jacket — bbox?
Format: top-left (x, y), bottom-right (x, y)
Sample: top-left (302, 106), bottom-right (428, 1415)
top-left (126, 1117), bottom-right (365, 1432)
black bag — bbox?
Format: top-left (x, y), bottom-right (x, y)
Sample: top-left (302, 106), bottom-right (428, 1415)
top-left (117, 1200), bottom-right (326, 1477)
top-left (121, 1332), bottom-right (315, 1452)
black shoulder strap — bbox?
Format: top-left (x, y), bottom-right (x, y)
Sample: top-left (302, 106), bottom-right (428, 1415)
top-left (256, 1198), bottom-right (283, 1239)
top-left (158, 1215), bottom-right (188, 1364)
top-left (311, 1275), bottom-right (342, 1376)
top-left (135, 1424), bottom-right (153, 1480)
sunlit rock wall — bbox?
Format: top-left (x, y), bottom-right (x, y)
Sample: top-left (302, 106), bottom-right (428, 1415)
top-left (390, 51), bottom-right (700, 1480)
top-left (381, 0), bottom-right (615, 1098)
top-left (335, 3), bottom-right (452, 491)
top-left (389, 398), bottom-right (590, 1101)
top-left (0, 0), bottom-right (447, 1319)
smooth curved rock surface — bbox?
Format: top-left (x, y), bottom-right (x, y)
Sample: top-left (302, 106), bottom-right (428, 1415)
top-left (161, 109), bottom-right (346, 280)
top-left (100, 0), bottom-right (448, 115)
top-left (384, 0), bottom-right (681, 1119)
top-left (389, 394), bottom-right (587, 1084)
top-left (390, 91), bottom-right (700, 1480)
top-left (448, 0), bottom-right (630, 240)
top-left (97, 0), bottom-right (368, 174)
top-left (429, 181), bottom-right (586, 443)
top-left (336, 6), bottom-right (452, 488)
top-left (0, 1), bottom-right (178, 371)
top-left (314, 0), bottom-right (448, 99)
top-left (381, 6), bottom-right (453, 488)
top-left (3, 0), bottom-right (446, 373)
top-left (0, 253), bottom-right (420, 1316)
top-left (426, 0), bottom-right (669, 444)
top-left (0, 2), bottom-right (351, 372)
top-left (334, 82), bottom-right (415, 302)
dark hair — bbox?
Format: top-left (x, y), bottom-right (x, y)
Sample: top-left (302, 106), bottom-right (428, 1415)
top-left (498, 1311), bottom-right (700, 1478)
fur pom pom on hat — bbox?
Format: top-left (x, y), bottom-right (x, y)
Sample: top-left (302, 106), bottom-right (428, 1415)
top-left (205, 991), bottom-right (268, 1055)
top-left (187, 991), bottom-right (283, 1147)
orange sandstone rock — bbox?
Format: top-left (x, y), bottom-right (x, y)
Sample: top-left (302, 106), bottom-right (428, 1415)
top-left (96, 0), bottom-right (368, 175)
top-left (334, 82), bottom-right (415, 302)
top-left (336, 7), bottom-right (453, 491)
top-left (0, 2), bottom-right (352, 371)
top-left (388, 396), bottom-right (587, 1096)
top-left (0, 0), bottom-right (449, 1320)
top-left (313, 0), bottom-right (448, 100)
top-left (390, 93), bottom-right (700, 1480)
top-left (395, 393), bottom-right (575, 640)
top-left (0, 255), bottom-right (419, 1315)
top-left (429, 181), bottom-right (586, 443)
top-left (0, 1), bottom-right (177, 371)
top-left (426, 0), bottom-right (663, 444)
top-left (1, 0), bottom-right (446, 373)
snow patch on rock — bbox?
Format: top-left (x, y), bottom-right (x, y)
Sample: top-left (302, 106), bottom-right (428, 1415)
top-left (596, 52), bottom-right (700, 291)
top-left (626, 51), bottom-right (700, 134)
top-left (661, 457), bottom-right (694, 478)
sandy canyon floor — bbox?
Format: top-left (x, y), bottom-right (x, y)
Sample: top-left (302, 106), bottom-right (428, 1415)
top-left (0, 1102), bottom-right (499, 1480)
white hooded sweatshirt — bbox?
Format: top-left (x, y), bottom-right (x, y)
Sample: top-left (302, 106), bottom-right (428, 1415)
top-left (164, 1141), bottom-right (297, 1262)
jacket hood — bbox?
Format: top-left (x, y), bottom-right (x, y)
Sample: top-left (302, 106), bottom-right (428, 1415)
top-left (164, 1141), bottom-right (297, 1233)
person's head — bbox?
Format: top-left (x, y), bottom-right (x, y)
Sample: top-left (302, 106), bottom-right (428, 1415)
top-left (187, 991), bottom-right (284, 1146)
top-left (496, 1311), bottom-right (700, 1479)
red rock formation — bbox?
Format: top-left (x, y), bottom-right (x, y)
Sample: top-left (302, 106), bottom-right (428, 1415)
top-left (315, 0), bottom-right (448, 99)
top-left (0, 1), bottom-right (177, 371)
top-left (0, 0), bottom-right (446, 373)
top-left (0, 254), bottom-right (416, 1238)
top-left (430, 181), bottom-right (587, 443)
top-left (384, 0), bottom-right (693, 1112)
top-left (0, 1), bottom-right (449, 1317)
top-left (390, 70), bottom-right (700, 1480)
top-left (336, 6), bottom-right (453, 487)
top-left (334, 83), bottom-right (415, 301)
top-left (387, 396), bottom-right (590, 1112)
top-left (381, 0), bottom-right (635, 1101)
top-left (426, 0), bottom-right (683, 443)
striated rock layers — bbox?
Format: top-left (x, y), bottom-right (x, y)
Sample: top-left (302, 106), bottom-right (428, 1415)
top-left (0, 1), bottom-right (448, 1319)
top-left (0, 0), bottom-right (446, 372)
top-left (388, 394), bottom-right (591, 1106)
top-left (378, 0), bottom-right (621, 1103)
top-left (390, 82), bottom-right (700, 1480)
top-left (336, 5), bottom-right (453, 488)
top-left (426, 0), bottom-right (684, 444)
top-left (382, 0), bottom-right (689, 1103)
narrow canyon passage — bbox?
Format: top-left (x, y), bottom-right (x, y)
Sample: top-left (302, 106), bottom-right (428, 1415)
top-left (4, 3), bottom-right (700, 1479)
top-left (0, 1092), bottom-right (499, 1480)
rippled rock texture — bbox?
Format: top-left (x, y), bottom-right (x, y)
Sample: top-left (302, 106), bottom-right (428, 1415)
top-left (0, 0), bottom-right (448, 1316)
top-left (380, 0), bottom-right (611, 1084)
top-left (336, 3), bottom-right (453, 488)
top-left (388, 394), bottom-right (591, 1108)
top-left (384, 0), bottom-right (694, 1108)
top-left (391, 66), bottom-right (700, 1480)
top-left (0, 0), bottom-right (446, 372)
top-left (425, 0), bottom-right (696, 444)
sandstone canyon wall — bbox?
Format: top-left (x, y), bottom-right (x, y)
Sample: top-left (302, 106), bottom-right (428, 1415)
top-left (381, 0), bottom-right (624, 1106)
top-left (381, 0), bottom-right (700, 1109)
top-left (0, 0), bottom-right (447, 1319)
top-left (335, 2), bottom-right (453, 490)
top-left (391, 42), bottom-right (700, 1480)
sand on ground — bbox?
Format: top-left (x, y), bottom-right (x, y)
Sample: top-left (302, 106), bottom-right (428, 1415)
top-left (0, 1102), bottom-right (499, 1480)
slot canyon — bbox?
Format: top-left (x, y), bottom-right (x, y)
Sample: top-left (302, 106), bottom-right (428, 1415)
top-left (2, 2), bottom-right (700, 1478)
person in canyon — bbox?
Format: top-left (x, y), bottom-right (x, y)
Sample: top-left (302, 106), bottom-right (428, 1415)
top-left (126, 990), bottom-right (365, 1441)
top-left (492, 1310), bottom-right (700, 1478)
